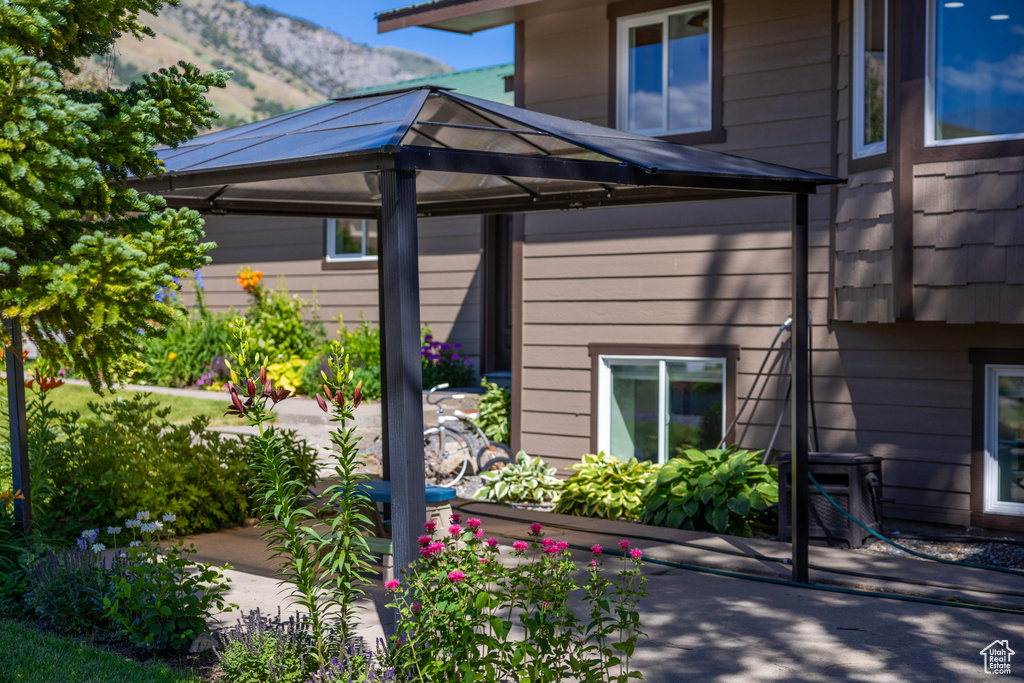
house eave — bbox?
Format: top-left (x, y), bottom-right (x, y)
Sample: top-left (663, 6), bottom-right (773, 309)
top-left (377, 0), bottom-right (541, 34)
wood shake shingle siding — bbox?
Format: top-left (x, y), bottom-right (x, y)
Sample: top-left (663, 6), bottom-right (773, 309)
top-left (196, 214), bottom-right (483, 361)
top-left (912, 158), bottom-right (1024, 324)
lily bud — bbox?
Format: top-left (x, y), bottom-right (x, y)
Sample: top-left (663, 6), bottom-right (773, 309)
top-left (259, 366), bottom-right (268, 384)
top-left (316, 394), bottom-right (329, 413)
top-left (230, 390), bottom-right (247, 416)
top-left (353, 381), bottom-right (363, 408)
top-left (335, 390), bottom-right (345, 406)
top-left (246, 378), bottom-right (257, 399)
top-left (323, 384), bottom-right (332, 399)
top-left (263, 377), bottom-right (273, 396)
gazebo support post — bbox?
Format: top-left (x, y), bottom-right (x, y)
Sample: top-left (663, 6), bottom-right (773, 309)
top-left (378, 167), bottom-right (427, 575)
top-left (791, 193), bottom-right (810, 583)
top-left (4, 317), bottom-right (31, 533)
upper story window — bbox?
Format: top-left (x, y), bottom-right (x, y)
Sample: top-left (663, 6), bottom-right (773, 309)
top-left (616, 3), bottom-right (712, 136)
top-left (927, 0), bottom-right (1024, 146)
top-left (325, 218), bottom-right (378, 262)
top-left (853, 0), bottom-right (887, 157)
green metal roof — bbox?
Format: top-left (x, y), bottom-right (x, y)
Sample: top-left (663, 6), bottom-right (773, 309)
top-left (350, 63), bottom-right (514, 104)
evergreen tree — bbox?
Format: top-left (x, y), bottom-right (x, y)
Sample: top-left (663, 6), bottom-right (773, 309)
top-left (0, 0), bottom-right (228, 390)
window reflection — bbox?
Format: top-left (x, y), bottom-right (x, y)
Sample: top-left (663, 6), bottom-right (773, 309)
top-left (933, 0), bottom-right (1024, 142)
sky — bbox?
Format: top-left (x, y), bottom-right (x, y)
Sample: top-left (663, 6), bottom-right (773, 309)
top-left (252, 1), bottom-right (514, 71)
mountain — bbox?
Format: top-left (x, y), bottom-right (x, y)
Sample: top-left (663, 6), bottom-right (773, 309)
top-left (84, 0), bottom-right (452, 129)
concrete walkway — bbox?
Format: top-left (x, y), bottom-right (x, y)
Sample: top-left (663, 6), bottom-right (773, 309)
top-left (182, 503), bottom-right (1024, 682)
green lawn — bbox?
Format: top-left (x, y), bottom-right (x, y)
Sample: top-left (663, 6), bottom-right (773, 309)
top-left (33, 383), bottom-right (264, 427)
top-left (0, 620), bottom-right (203, 683)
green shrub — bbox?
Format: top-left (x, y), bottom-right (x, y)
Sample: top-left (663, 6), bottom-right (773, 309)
top-left (474, 451), bottom-right (562, 504)
top-left (553, 453), bottom-right (660, 521)
top-left (641, 445), bottom-right (778, 536)
top-left (29, 394), bottom-right (317, 539)
top-left (103, 518), bottom-right (232, 651)
top-left (338, 314), bottom-right (380, 369)
top-left (247, 280), bottom-right (326, 363)
top-left (475, 377), bottom-right (510, 444)
top-left (138, 308), bottom-right (237, 388)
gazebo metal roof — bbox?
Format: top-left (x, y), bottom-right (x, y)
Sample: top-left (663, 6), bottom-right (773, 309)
top-left (135, 86), bottom-right (839, 217)
top-left (6, 86), bottom-right (841, 584)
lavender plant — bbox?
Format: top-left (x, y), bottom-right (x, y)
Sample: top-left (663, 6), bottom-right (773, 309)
top-left (217, 607), bottom-right (315, 683)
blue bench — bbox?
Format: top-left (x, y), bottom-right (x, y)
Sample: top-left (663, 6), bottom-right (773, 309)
top-left (325, 481), bottom-right (457, 581)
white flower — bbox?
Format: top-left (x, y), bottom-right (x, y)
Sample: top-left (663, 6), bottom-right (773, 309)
top-left (80, 529), bottom-right (96, 539)
top-left (161, 513), bottom-right (176, 523)
top-left (91, 543), bottom-right (106, 554)
top-left (136, 511), bottom-right (150, 521)
top-left (107, 526), bottom-right (121, 535)
top-left (140, 520), bottom-right (164, 534)
top-left (129, 541), bottom-right (141, 548)
top-left (125, 519), bottom-right (141, 529)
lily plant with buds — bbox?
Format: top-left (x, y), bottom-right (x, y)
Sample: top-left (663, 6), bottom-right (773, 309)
top-left (226, 322), bottom-right (374, 668)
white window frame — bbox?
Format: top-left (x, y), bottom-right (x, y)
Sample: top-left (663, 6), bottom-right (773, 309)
top-left (616, 2), bottom-right (713, 137)
top-left (925, 1), bottom-right (1024, 147)
top-left (597, 354), bottom-right (726, 464)
top-left (852, 0), bottom-right (887, 158)
top-left (984, 364), bottom-right (1024, 516)
top-left (325, 218), bottom-right (377, 262)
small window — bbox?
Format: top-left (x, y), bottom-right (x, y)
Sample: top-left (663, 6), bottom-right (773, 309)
top-left (927, 0), bottom-right (1024, 146)
top-left (325, 218), bottom-right (378, 261)
top-left (984, 365), bottom-right (1024, 515)
top-left (597, 355), bottom-right (726, 464)
top-left (852, 0), bottom-right (887, 157)
top-left (616, 3), bottom-right (712, 136)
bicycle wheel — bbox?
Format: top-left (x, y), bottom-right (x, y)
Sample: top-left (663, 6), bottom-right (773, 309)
top-left (479, 455), bottom-right (512, 474)
top-left (423, 427), bottom-right (471, 487)
top-left (475, 440), bottom-right (513, 473)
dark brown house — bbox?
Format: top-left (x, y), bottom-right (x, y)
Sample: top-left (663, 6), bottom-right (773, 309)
top-left (203, 0), bottom-right (1024, 531)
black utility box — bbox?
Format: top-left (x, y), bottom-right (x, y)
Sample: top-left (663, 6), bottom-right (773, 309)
top-left (777, 452), bottom-right (883, 548)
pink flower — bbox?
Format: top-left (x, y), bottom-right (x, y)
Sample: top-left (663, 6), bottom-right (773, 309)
top-left (450, 513), bottom-right (461, 524)
top-left (385, 579), bottom-right (400, 592)
top-left (449, 524), bottom-right (462, 537)
top-left (466, 518), bottom-right (482, 529)
top-left (590, 560), bottom-right (600, 567)
top-left (420, 541), bottom-right (444, 559)
top-left (479, 557), bottom-right (489, 564)
top-left (556, 541), bottom-right (569, 551)
top-left (474, 530), bottom-right (484, 539)
top-left (447, 570), bottom-right (465, 583)
top-left (630, 548), bottom-right (643, 560)
top-left (412, 603), bottom-right (421, 614)
top-left (543, 545), bottom-right (559, 556)
top-left (417, 535), bottom-right (432, 546)
top-left (591, 544), bottom-right (603, 556)
top-left (542, 538), bottom-right (556, 547)
top-left (529, 522), bottom-right (543, 536)
top-left (424, 521), bottom-right (437, 533)
top-left (541, 601), bottom-right (551, 610)
top-left (486, 538), bottom-right (499, 548)
top-left (512, 540), bottom-right (528, 555)
top-left (618, 539), bottom-right (630, 551)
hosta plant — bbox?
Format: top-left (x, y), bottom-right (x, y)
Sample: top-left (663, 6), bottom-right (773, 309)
top-left (641, 445), bottom-right (778, 537)
top-left (554, 453), bottom-right (660, 521)
top-left (475, 377), bottom-right (511, 445)
top-left (474, 451), bottom-right (562, 504)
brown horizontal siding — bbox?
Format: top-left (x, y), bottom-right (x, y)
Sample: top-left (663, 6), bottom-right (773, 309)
top-left (195, 214), bottom-right (483, 359)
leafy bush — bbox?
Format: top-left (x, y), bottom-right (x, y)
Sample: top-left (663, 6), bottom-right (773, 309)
top-left (475, 377), bottom-right (510, 444)
top-left (641, 445), bottom-right (778, 536)
top-left (338, 314), bottom-right (380, 370)
top-left (554, 453), bottom-right (660, 521)
top-left (138, 308), bottom-right (236, 388)
top-left (103, 515), bottom-right (233, 651)
top-left (265, 355), bottom-right (309, 394)
top-left (30, 393), bottom-right (317, 538)
top-left (474, 451), bottom-right (562, 504)
top-left (421, 329), bottom-right (475, 389)
top-left (217, 608), bottom-right (316, 683)
top-left (246, 278), bottom-right (326, 363)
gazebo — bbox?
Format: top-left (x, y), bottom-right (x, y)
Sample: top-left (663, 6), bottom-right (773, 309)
top-left (6, 86), bottom-right (841, 581)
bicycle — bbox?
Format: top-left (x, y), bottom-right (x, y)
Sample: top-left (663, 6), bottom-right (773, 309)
top-left (424, 383), bottom-right (513, 487)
